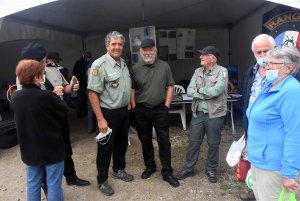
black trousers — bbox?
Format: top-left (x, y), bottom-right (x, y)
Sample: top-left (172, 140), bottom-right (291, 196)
top-left (96, 107), bottom-right (129, 184)
top-left (76, 87), bottom-right (87, 116)
top-left (61, 117), bottom-right (77, 181)
top-left (133, 103), bottom-right (173, 176)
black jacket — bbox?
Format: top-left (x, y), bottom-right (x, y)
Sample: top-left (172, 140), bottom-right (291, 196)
top-left (242, 64), bottom-right (256, 137)
top-left (73, 58), bottom-right (88, 90)
top-left (11, 84), bottom-right (67, 166)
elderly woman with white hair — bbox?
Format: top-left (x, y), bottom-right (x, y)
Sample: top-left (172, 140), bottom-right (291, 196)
top-left (246, 46), bottom-right (300, 200)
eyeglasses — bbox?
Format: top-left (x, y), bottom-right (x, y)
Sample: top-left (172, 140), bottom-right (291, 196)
top-left (266, 62), bottom-right (288, 67)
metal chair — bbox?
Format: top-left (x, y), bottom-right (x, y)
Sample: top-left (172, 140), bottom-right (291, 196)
top-left (169, 85), bottom-right (186, 130)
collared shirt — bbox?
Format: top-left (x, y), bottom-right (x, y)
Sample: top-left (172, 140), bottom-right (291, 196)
top-left (87, 53), bottom-right (131, 109)
top-left (130, 58), bottom-right (175, 108)
top-left (248, 63), bottom-right (266, 106)
top-left (187, 65), bottom-right (228, 113)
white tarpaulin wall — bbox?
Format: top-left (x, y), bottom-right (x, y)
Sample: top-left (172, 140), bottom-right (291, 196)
top-left (0, 1), bottom-right (84, 84)
top-left (0, 20), bottom-right (82, 51)
top-left (0, 19), bottom-right (84, 84)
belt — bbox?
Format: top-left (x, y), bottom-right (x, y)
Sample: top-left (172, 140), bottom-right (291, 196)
top-left (139, 102), bottom-right (165, 109)
top-left (101, 106), bottom-right (127, 111)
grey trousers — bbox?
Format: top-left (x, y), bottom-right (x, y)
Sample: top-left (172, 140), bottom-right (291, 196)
top-left (183, 111), bottom-right (224, 172)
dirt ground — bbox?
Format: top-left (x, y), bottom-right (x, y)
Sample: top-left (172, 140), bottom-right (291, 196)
top-left (0, 106), bottom-right (299, 201)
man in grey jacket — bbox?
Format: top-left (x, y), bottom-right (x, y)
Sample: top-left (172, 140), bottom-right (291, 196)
top-left (176, 46), bottom-right (228, 183)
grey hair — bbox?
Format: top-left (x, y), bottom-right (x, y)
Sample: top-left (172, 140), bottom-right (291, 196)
top-left (266, 46), bottom-right (300, 75)
top-left (251, 34), bottom-right (275, 52)
top-left (105, 31), bottom-right (125, 45)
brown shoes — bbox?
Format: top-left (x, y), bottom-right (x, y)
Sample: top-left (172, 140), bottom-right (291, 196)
top-left (239, 190), bottom-right (256, 201)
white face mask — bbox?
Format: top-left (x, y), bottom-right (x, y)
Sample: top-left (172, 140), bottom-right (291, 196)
top-left (39, 74), bottom-right (46, 85)
top-left (256, 56), bottom-right (268, 67)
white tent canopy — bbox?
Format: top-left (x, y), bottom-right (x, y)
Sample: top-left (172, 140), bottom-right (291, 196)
top-left (0, 0), bottom-right (293, 89)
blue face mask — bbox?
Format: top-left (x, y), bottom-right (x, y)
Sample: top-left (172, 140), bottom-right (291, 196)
top-left (256, 56), bottom-right (268, 67)
top-left (266, 66), bottom-right (286, 84)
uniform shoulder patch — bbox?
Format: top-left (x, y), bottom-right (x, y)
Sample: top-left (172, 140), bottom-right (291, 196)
top-left (222, 71), bottom-right (227, 78)
top-left (92, 69), bottom-right (98, 76)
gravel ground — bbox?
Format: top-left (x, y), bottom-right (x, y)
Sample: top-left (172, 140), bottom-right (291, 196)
top-left (1, 107), bottom-right (299, 201)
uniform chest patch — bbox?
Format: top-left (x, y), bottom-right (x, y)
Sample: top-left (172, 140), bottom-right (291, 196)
top-left (111, 81), bottom-right (119, 88)
top-left (92, 69), bottom-right (98, 76)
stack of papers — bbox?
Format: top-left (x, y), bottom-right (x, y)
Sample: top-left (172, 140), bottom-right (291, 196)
top-left (182, 94), bottom-right (193, 101)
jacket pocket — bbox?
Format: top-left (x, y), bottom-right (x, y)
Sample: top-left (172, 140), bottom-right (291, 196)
top-left (210, 99), bottom-right (225, 114)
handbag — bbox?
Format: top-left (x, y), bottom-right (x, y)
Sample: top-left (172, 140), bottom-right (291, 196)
top-left (226, 134), bottom-right (246, 167)
top-left (236, 159), bottom-right (251, 182)
top-left (278, 188), bottom-right (296, 201)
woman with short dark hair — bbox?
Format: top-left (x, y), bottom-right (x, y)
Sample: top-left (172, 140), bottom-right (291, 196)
top-left (11, 60), bottom-right (67, 201)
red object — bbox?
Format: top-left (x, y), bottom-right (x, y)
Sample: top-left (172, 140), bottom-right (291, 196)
top-left (8, 84), bottom-right (16, 96)
top-left (236, 159), bottom-right (251, 182)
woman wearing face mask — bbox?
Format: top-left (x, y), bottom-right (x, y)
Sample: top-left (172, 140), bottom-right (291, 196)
top-left (10, 60), bottom-right (67, 201)
top-left (246, 46), bottom-right (300, 200)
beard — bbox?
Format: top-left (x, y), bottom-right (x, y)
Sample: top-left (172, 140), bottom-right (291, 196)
top-left (141, 54), bottom-right (156, 63)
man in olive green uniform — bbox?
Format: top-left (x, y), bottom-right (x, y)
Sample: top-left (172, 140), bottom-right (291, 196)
top-left (176, 46), bottom-right (228, 183)
top-left (130, 39), bottom-right (179, 187)
top-left (87, 31), bottom-right (133, 196)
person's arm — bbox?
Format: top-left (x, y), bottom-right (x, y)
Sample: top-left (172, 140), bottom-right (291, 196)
top-left (279, 86), bottom-right (300, 191)
top-left (63, 76), bottom-right (79, 94)
top-left (165, 85), bottom-right (173, 108)
top-left (89, 90), bottom-right (108, 133)
top-left (130, 89), bottom-right (136, 109)
top-left (197, 69), bottom-right (228, 98)
top-left (187, 73), bottom-right (205, 99)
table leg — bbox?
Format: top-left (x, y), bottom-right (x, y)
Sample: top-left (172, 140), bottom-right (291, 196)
top-left (182, 103), bottom-right (186, 130)
top-left (230, 101), bottom-right (235, 136)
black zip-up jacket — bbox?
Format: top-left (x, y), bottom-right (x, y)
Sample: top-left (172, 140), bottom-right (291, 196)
top-left (11, 84), bottom-right (67, 166)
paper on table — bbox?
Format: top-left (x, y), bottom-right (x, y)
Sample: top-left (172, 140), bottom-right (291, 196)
top-left (230, 94), bottom-right (242, 98)
top-left (182, 94), bottom-right (193, 100)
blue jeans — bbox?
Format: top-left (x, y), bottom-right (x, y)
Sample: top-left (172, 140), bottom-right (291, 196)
top-left (26, 161), bottom-right (64, 201)
top-left (87, 92), bottom-right (96, 132)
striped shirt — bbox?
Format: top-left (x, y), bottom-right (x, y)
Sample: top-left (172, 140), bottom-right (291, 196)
top-left (248, 64), bottom-right (266, 106)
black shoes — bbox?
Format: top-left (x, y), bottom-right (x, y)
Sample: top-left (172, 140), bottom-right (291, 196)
top-left (206, 170), bottom-right (217, 183)
top-left (141, 168), bottom-right (156, 179)
top-left (176, 170), bottom-right (195, 180)
top-left (67, 177), bottom-right (90, 186)
top-left (163, 175), bottom-right (180, 187)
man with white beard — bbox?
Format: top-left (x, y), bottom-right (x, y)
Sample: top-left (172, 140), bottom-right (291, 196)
top-left (130, 38), bottom-right (179, 187)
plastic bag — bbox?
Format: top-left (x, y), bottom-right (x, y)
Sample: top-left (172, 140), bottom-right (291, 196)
top-left (278, 188), bottom-right (296, 201)
top-left (246, 168), bottom-right (253, 189)
top-left (226, 135), bottom-right (246, 167)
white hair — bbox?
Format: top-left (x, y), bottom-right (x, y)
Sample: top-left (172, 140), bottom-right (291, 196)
top-left (267, 46), bottom-right (300, 75)
top-left (251, 34), bottom-right (275, 53)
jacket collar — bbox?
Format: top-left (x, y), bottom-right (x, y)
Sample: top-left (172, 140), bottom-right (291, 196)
top-left (22, 83), bottom-right (41, 90)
